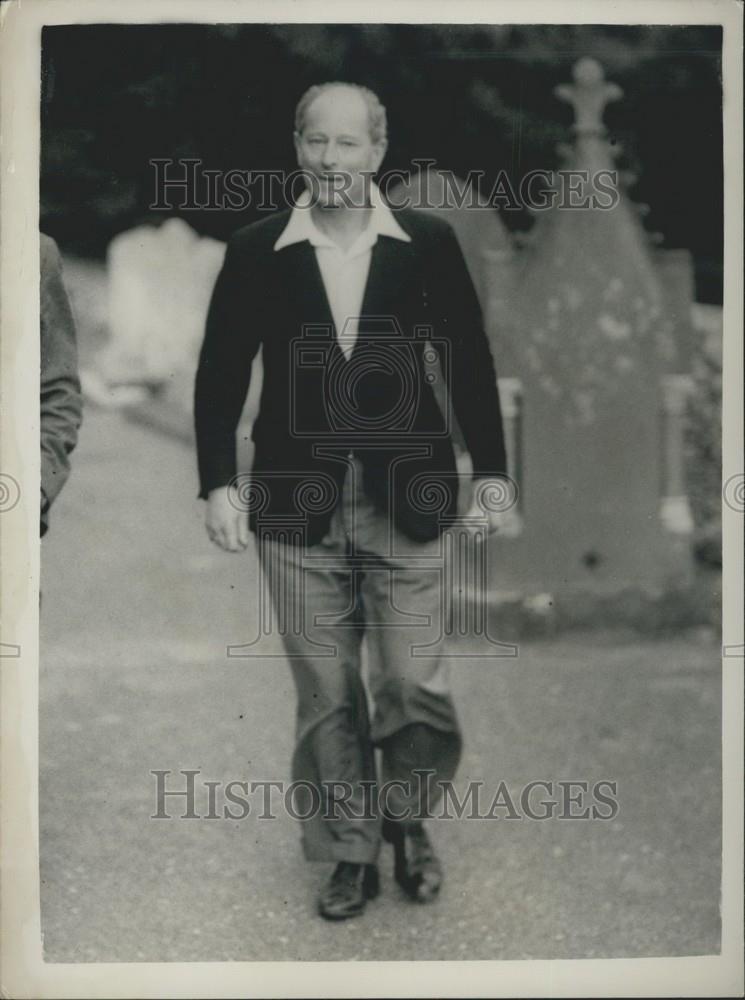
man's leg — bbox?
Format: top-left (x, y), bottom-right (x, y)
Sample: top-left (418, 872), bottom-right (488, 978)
top-left (336, 456), bottom-right (461, 814)
top-left (362, 557), bottom-right (462, 821)
top-left (257, 535), bottom-right (381, 866)
top-left (357, 530), bottom-right (462, 903)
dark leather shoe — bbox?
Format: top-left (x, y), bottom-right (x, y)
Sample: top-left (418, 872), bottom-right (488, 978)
top-left (317, 862), bottom-right (379, 921)
top-left (382, 817), bottom-right (442, 902)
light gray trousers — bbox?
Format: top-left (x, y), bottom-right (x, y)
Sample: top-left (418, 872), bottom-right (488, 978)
top-left (257, 459), bottom-right (462, 863)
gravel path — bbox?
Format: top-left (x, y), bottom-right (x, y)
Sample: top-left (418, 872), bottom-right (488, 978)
top-left (39, 409), bottom-right (721, 962)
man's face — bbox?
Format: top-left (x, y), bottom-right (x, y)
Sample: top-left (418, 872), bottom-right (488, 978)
top-left (294, 88), bottom-right (386, 208)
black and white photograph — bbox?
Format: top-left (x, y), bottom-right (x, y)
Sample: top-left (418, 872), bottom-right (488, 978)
top-left (0, 1), bottom-right (742, 997)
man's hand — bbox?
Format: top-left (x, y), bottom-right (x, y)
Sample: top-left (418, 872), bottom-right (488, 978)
top-left (463, 477), bottom-right (522, 537)
top-left (205, 485), bottom-right (250, 552)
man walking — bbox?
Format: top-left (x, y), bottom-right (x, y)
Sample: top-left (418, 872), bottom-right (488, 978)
top-left (195, 82), bottom-right (508, 919)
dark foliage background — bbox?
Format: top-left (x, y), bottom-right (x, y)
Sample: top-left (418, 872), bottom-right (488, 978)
top-left (41, 23), bottom-right (723, 301)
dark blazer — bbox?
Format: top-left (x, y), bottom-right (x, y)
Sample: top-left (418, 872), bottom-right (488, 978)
top-left (194, 205), bottom-right (507, 544)
top-left (40, 233), bottom-right (83, 537)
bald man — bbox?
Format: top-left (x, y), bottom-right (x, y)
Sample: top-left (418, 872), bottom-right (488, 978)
top-left (195, 82), bottom-right (507, 919)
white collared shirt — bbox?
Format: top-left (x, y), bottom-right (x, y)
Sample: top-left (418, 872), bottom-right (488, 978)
top-left (273, 180), bottom-right (411, 360)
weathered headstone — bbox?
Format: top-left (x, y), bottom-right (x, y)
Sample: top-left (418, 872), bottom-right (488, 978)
top-left (387, 168), bottom-right (516, 477)
top-left (100, 217), bottom-right (226, 395)
top-left (483, 57), bottom-right (693, 600)
top-left (388, 167), bottom-right (512, 310)
top-left (99, 217), bottom-right (264, 451)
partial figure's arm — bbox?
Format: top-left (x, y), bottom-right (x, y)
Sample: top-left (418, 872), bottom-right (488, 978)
top-left (40, 234), bottom-right (83, 533)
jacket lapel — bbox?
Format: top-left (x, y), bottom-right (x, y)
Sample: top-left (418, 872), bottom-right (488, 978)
top-left (273, 227), bottom-right (422, 343)
top-left (275, 240), bottom-right (338, 336)
top-left (358, 235), bottom-right (421, 337)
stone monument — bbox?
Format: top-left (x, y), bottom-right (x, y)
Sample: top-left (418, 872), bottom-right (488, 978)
top-left (482, 58), bottom-right (695, 608)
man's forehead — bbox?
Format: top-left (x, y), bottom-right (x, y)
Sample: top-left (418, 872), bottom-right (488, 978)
top-left (302, 88), bottom-right (369, 131)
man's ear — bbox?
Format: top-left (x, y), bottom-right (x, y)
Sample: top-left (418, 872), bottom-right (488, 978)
top-left (293, 130), bottom-right (302, 161)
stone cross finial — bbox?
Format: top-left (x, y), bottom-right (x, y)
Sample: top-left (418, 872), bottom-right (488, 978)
top-left (554, 57), bottom-right (623, 134)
